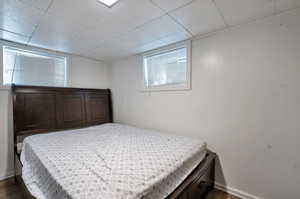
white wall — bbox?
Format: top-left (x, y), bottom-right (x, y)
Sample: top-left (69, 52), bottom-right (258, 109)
top-left (0, 42), bottom-right (111, 180)
top-left (70, 56), bottom-right (111, 89)
top-left (111, 8), bottom-right (300, 199)
top-left (0, 88), bottom-right (14, 180)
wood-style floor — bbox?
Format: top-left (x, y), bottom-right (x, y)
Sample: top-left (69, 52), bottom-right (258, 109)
top-left (0, 178), bottom-right (240, 199)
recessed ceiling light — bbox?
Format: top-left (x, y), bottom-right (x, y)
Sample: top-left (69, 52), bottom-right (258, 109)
top-left (97, 0), bottom-right (120, 7)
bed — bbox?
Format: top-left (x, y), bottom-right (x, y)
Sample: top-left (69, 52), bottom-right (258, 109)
top-left (12, 85), bottom-right (216, 199)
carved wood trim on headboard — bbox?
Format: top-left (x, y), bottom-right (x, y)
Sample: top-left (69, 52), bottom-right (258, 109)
top-left (12, 84), bottom-right (113, 147)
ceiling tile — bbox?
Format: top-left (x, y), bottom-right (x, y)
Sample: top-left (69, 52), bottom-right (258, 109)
top-left (150, 0), bottom-right (194, 12)
top-left (30, 0), bottom-right (140, 57)
top-left (87, 14), bottom-right (136, 37)
top-left (106, 0), bottom-right (165, 28)
top-left (0, 0), bottom-right (44, 36)
top-left (117, 29), bottom-right (160, 47)
top-left (30, 13), bottom-right (85, 39)
top-left (134, 39), bottom-right (167, 53)
top-left (0, 15), bottom-right (36, 37)
top-left (47, 0), bottom-right (135, 37)
top-left (0, 0), bottom-right (11, 13)
top-left (214, 0), bottom-right (275, 26)
top-left (95, 36), bottom-right (140, 52)
top-left (170, 0), bottom-right (226, 35)
top-left (92, 28), bottom-right (191, 56)
top-left (48, 0), bottom-right (109, 15)
top-left (29, 34), bottom-right (74, 53)
top-left (0, 29), bottom-right (29, 44)
top-left (137, 15), bottom-right (191, 40)
top-left (29, 15), bottom-right (83, 53)
top-left (18, 0), bottom-right (52, 11)
top-left (47, 0), bottom-right (111, 29)
top-left (30, 33), bottom-right (101, 57)
top-left (86, 45), bottom-right (132, 61)
top-left (275, 0), bottom-right (300, 13)
top-left (160, 31), bottom-right (191, 45)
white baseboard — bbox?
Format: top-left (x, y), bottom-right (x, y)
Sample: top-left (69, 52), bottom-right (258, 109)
top-left (215, 182), bottom-right (263, 199)
top-left (0, 171), bottom-right (15, 181)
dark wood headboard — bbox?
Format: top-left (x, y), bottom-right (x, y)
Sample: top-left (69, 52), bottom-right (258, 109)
top-left (12, 85), bottom-right (112, 143)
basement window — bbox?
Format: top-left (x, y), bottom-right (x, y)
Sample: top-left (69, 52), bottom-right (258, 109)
top-left (143, 41), bottom-right (191, 91)
top-left (3, 46), bottom-right (68, 87)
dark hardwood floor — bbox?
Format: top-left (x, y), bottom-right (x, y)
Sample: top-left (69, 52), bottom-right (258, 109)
top-left (206, 190), bottom-right (240, 199)
top-left (0, 178), bottom-right (240, 199)
top-left (0, 178), bottom-right (27, 199)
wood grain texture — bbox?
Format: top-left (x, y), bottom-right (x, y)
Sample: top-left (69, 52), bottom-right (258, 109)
top-left (85, 93), bottom-right (110, 126)
top-left (0, 178), bottom-right (27, 199)
top-left (0, 178), bottom-right (239, 199)
top-left (167, 151), bottom-right (216, 199)
top-left (206, 190), bottom-right (241, 199)
top-left (56, 93), bottom-right (87, 129)
top-left (12, 85), bottom-right (112, 138)
top-left (14, 93), bottom-right (57, 134)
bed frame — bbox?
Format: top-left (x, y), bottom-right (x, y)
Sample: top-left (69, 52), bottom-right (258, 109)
top-left (12, 84), bottom-right (216, 199)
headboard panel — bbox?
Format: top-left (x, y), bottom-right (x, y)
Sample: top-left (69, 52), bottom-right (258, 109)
top-left (12, 85), bottom-right (112, 140)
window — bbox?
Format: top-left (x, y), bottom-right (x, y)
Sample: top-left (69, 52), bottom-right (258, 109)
top-left (143, 41), bottom-right (191, 91)
top-left (3, 46), bottom-right (67, 87)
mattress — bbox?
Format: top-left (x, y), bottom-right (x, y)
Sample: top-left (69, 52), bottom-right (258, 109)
top-left (21, 123), bottom-right (207, 199)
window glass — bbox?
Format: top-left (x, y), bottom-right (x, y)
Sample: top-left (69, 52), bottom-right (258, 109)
top-left (3, 46), bottom-right (67, 87)
top-left (144, 47), bottom-right (187, 88)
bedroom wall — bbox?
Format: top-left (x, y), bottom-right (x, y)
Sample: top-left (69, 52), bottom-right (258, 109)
top-left (0, 41), bottom-right (111, 180)
top-left (111, 8), bottom-right (300, 199)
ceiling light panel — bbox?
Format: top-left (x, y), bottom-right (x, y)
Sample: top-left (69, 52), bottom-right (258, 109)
top-left (98, 0), bottom-right (120, 7)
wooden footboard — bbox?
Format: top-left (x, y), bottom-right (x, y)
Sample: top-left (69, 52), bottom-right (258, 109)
top-left (167, 150), bottom-right (216, 199)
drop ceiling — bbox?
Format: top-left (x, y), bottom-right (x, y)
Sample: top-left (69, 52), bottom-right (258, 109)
top-left (0, 0), bottom-right (299, 61)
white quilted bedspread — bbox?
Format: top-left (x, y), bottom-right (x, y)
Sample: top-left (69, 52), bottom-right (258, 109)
top-left (21, 123), bottom-right (206, 199)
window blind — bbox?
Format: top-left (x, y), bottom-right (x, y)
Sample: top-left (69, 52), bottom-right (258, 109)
top-left (3, 46), bottom-right (67, 87)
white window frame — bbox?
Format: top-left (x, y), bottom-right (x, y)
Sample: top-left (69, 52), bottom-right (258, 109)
top-left (0, 41), bottom-right (71, 89)
top-left (142, 40), bottom-right (191, 92)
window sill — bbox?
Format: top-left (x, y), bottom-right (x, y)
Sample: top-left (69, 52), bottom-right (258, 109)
top-left (140, 85), bottom-right (191, 92)
top-left (0, 85), bottom-right (11, 91)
